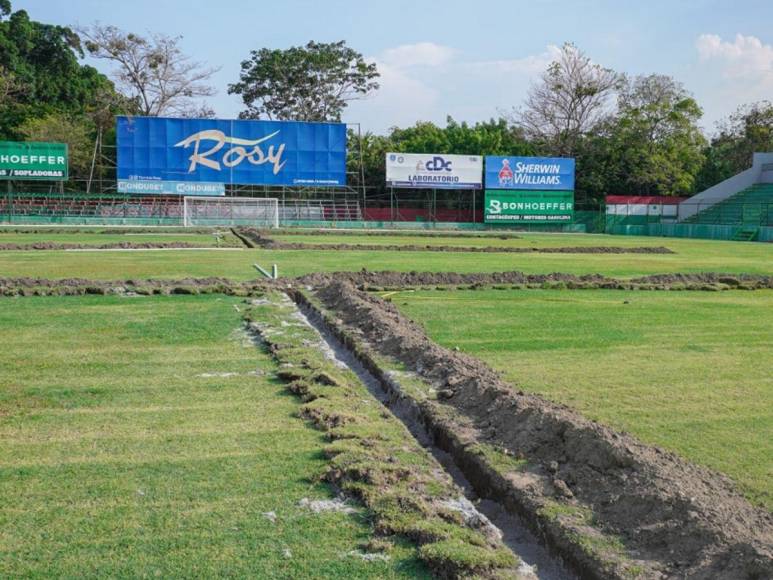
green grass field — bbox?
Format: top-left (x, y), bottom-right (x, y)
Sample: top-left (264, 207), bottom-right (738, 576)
top-left (1, 227), bottom-right (771, 575)
top-left (0, 231), bottom-right (770, 279)
top-left (0, 229), bottom-right (240, 247)
top-left (393, 288), bottom-right (773, 509)
top-left (0, 294), bottom-right (425, 577)
top-left (271, 231), bottom-right (677, 248)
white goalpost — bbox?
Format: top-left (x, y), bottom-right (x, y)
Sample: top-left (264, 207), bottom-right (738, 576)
top-left (182, 197), bottom-right (280, 228)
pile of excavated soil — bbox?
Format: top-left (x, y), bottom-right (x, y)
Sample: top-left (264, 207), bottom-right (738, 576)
top-left (0, 276), bottom-right (272, 296)
top-left (0, 241), bottom-right (208, 251)
top-left (271, 228), bottom-right (524, 239)
top-left (312, 279), bottom-right (773, 579)
top-left (298, 270), bottom-right (773, 290)
top-left (236, 228), bottom-right (674, 254)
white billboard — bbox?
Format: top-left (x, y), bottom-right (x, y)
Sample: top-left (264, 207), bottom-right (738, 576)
top-left (386, 153), bottom-right (483, 189)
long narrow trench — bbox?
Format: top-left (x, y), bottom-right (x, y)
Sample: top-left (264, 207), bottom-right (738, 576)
top-left (290, 298), bottom-right (574, 580)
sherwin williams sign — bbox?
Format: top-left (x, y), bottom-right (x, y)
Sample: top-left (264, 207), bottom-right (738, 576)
top-left (0, 141), bottom-right (68, 180)
top-left (117, 180), bottom-right (225, 196)
top-left (386, 153), bottom-right (483, 189)
top-left (117, 116), bottom-right (347, 187)
top-left (484, 190), bottom-right (574, 223)
top-left (485, 156), bottom-right (575, 190)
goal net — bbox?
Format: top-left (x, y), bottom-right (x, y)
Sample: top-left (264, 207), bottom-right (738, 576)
top-left (183, 197), bottom-right (279, 228)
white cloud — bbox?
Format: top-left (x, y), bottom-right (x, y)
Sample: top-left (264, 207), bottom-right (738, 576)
top-left (690, 33), bottom-right (773, 129)
top-left (344, 44), bottom-right (559, 133)
top-left (696, 33), bottom-right (773, 80)
top-left (469, 45), bottom-right (561, 76)
top-left (380, 42), bottom-right (457, 68)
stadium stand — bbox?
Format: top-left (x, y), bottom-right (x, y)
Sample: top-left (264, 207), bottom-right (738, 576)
top-left (682, 183), bottom-right (772, 227)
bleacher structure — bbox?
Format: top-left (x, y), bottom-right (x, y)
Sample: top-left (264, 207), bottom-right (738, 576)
top-left (608, 152), bottom-right (773, 241)
top-left (681, 183), bottom-right (772, 231)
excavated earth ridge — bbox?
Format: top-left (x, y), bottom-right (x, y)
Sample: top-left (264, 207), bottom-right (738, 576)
top-left (235, 228), bottom-right (675, 254)
top-left (297, 270), bottom-right (773, 290)
top-left (304, 279), bottom-right (773, 579)
top-left (0, 241), bottom-right (209, 251)
top-left (0, 276), bottom-right (272, 296)
top-left (2, 269), bottom-right (772, 297)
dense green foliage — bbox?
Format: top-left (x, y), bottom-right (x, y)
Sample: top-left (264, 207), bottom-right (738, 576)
top-left (0, 4), bottom-right (113, 139)
top-left (229, 40), bottom-right (379, 122)
top-left (696, 101), bottom-right (773, 191)
top-left (0, 2), bottom-right (131, 181)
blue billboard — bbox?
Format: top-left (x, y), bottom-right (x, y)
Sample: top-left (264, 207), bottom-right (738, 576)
top-left (485, 156), bottom-right (575, 190)
top-left (117, 116), bottom-right (347, 188)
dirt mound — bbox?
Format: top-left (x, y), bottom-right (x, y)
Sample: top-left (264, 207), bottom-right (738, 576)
top-left (311, 279), bottom-right (773, 579)
top-left (297, 269), bottom-right (773, 291)
top-left (272, 228), bottom-right (524, 239)
top-left (236, 227), bottom-right (673, 255)
top-left (0, 276), bottom-right (272, 296)
top-left (0, 241), bottom-right (207, 251)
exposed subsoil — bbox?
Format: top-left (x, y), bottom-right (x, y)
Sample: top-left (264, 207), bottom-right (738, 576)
top-left (296, 298), bottom-right (572, 579)
top-left (307, 279), bottom-right (773, 579)
top-left (0, 276), bottom-right (272, 296)
top-left (2, 268), bottom-right (771, 297)
top-left (0, 241), bottom-right (211, 251)
top-left (298, 270), bottom-right (773, 291)
top-left (236, 228), bottom-right (675, 254)
top-left (271, 228), bottom-right (523, 239)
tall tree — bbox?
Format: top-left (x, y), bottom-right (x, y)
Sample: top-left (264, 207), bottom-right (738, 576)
top-left (607, 74), bottom-right (705, 196)
top-left (229, 40), bottom-right (379, 121)
top-left (0, 3), bottom-right (114, 138)
top-left (697, 101), bottom-right (773, 190)
top-left (18, 113), bottom-right (93, 179)
top-left (80, 24), bottom-right (218, 117)
top-left (514, 43), bottom-right (621, 157)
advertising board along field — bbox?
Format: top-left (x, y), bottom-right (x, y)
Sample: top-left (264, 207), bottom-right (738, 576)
top-left (117, 116), bottom-right (347, 194)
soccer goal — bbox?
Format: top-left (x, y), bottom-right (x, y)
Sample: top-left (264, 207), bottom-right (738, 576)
top-left (182, 197), bottom-right (279, 228)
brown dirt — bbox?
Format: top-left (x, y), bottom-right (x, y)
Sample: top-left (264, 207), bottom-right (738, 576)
top-left (309, 279), bottom-right (773, 579)
top-left (0, 277), bottom-right (273, 296)
top-left (297, 270), bottom-right (773, 291)
top-left (236, 228), bottom-right (675, 254)
top-left (0, 241), bottom-right (211, 251)
top-left (271, 228), bottom-right (523, 239)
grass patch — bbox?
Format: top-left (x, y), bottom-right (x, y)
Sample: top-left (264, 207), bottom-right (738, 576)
top-left (0, 232), bottom-right (770, 279)
top-left (394, 288), bottom-right (773, 510)
top-left (0, 294), bottom-right (425, 577)
top-left (244, 291), bottom-right (518, 577)
top-left (0, 228), bottom-right (241, 247)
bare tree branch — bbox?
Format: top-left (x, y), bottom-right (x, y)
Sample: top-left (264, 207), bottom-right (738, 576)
top-left (78, 24), bottom-right (219, 117)
top-left (512, 43), bottom-right (622, 156)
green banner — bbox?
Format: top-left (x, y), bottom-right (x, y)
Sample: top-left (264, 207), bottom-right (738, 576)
top-left (0, 141), bottom-right (68, 180)
top-left (484, 190), bottom-right (574, 223)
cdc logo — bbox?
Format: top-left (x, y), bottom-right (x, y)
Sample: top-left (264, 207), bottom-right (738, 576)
top-left (425, 156), bottom-right (452, 172)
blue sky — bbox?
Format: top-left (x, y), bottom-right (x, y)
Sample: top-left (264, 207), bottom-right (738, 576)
top-left (14, 0), bottom-right (773, 133)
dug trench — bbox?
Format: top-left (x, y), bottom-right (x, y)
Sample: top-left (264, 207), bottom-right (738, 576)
top-left (0, 241), bottom-right (223, 251)
top-left (283, 293), bottom-right (574, 579)
top-left (2, 270), bottom-right (772, 297)
top-left (233, 227), bottom-right (675, 254)
top-left (3, 275), bottom-right (772, 577)
top-left (287, 280), bottom-right (773, 579)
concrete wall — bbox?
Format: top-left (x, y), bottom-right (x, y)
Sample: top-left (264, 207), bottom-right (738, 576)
top-left (678, 152), bottom-right (773, 221)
